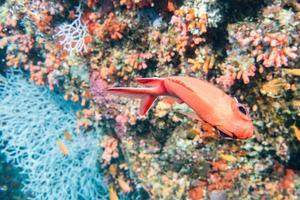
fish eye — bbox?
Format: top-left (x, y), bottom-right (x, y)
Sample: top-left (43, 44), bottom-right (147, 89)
top-left (238, 105), bottom-right (247, 115)
top-left (231, 101), bottom-right (251, 120)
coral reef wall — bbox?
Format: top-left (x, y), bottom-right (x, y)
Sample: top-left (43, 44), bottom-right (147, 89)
top-left (0, 0), bottom-right (299, 199)
top-left (0, 70), bottom-right (108, 200)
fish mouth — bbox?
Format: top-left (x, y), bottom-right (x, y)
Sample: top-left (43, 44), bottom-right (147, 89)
top-left (216, 126), bottom-right (237, 140)
top-left (218, 130), bottom-right (237, 140)
top-left (217, 125), bottom-right (254, 140)
top-left (241, 126), bottom-right (255, 139)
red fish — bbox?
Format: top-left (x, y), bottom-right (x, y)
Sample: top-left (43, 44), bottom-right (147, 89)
top-left (108, 77), bottom-right (254, 139)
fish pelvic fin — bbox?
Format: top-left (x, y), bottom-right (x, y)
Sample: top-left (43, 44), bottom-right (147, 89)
top-left (140, 95), bottom-right (157, 115)
top-left (108, 78), bottom-right (166, 116)
top-left (177, 111), bottom-right (203, 123)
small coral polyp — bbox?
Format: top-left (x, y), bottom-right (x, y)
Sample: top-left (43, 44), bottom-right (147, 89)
top-left (124, 52), bottom-right (152, 70)
top-left (218, 53), bottom-right (256, 86)
top-left (100, 136), bottom-right (119, 167)
top-left (236, 30), bottom-right (297, 68)
top-left (257, 33), bottom-right (297, 68)
top-left (218, 4), bottom-right (299, 87)
top-left (170, 8), bottom-right (208, 55)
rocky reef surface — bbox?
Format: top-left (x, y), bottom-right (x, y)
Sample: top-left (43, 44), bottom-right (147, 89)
top-left (0, 0), bottom-right (299, 199)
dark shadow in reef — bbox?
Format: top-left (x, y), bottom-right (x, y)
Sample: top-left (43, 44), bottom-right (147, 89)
top-left (0, 150), bottom-right (27, 200)
top-left (221, 0), bottom-right (266, 24)
top-left (0, 0), bottom-right (5, 7)
top-left (0, 47), bottom-right (7, 75)
top-left (288, 143), bottom-right (300, 170)
top-left (208, 0), bottom-right (266, 58)
top-left (287, 119), bottom-right (300, 170)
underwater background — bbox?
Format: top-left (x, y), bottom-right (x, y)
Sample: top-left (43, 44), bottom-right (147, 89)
top-left (0, 0), bottom-right (299, 199)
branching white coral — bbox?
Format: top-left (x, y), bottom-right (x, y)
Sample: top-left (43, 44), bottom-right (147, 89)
top-left (55, 5), bottom-right (88, 53)
top-left (0, 69), bottom-right (108, 200)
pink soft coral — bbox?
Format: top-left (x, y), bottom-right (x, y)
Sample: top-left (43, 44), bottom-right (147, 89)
top-left (89, 70), bottom-right (110, 106)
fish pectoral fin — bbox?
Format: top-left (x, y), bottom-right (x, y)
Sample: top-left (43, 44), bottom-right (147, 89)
top-left (140, 95), bottom-right (157, 116)
top-left (162, 96), bottom-right (184, 104)
top-left (171, 97), bottom-right (184, 104)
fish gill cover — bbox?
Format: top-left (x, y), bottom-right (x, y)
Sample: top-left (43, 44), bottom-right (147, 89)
top-left (0, 70), bottom-right (109, 200)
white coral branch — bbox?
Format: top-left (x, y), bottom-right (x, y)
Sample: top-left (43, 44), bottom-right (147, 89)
top-left (55, 6), bottom-right (88, 53)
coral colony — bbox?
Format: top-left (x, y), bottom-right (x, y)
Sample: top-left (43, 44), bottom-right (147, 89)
top-left (55, 5), bottom-right (88, 54)
top-left (0, 0), bottom-right (299, 200)
top-left (0, 70), bottom-right (109, 199)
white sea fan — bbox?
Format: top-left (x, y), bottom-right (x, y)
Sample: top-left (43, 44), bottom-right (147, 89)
top-left (54, 6), bottom-right (88, 54)
top-left (0, 69), bottom-right (109, 200)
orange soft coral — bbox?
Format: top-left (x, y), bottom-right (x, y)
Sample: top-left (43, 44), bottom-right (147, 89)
top-left (171, 8), bottom-right (208, 55)
top-left (88, 13), bottom-right (127, 41)
top-left (124, 52), bottom-right (152, 70)
top-left (100, 136), bottom-right (119, 167)
top-left (28, 10), bottom-right (53, 32)
top-left (188, 181), bottom-right (206, 200)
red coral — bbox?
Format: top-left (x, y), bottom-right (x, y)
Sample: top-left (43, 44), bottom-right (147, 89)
top-left (87, 0), bottom-right (100, 8)
top-left (278, 169), bottom-right (295, 191)
top-left (208, 169), bottom-right (241, 191)
top-left (188, 181), bottom-right (206, 200)
top-left (28, 10), bottom-right (53, 32)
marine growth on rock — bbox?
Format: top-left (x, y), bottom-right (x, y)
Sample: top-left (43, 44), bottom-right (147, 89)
top-left (0, 0), bottom-right (299, 199)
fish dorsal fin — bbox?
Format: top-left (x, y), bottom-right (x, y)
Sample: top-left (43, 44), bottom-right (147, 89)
top-left (135, 77), bottom-right (164, 87)
top-left (140, 95), bottom-right (156, 116)
top-left (168, 77), bottom-right (194, 92)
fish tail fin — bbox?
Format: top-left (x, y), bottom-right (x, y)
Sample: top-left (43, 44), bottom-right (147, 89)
top-left (108, 78), bottom-right (166, 115)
